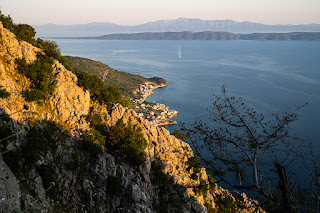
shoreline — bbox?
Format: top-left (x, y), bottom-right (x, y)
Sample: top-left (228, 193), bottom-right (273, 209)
top-left (140, 82), bottom-right (167, 102)
top-left (133, 82), bottom-right (178, 127)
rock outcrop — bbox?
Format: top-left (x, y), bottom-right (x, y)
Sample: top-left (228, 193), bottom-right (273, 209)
top-left (0, 21), bottom-right (264, 212)
top-left (0, 156), bottom-right (21, 212)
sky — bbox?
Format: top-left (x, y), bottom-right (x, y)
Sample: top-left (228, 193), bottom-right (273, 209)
top-left (1, 0), bottom-right (320, 26)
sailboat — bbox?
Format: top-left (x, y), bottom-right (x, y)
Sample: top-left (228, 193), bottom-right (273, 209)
top-left (177, 46), bottom-right (182, 59)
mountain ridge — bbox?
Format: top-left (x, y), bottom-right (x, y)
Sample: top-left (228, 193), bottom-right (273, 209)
top-left (34, 18), bottom-right (320, 37)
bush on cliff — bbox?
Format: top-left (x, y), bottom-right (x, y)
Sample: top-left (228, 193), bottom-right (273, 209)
top-left (72, 67), bottom-right (130, 108)
top-left (16, 56), bottom-right (56, 102)
top-left (186, 156), bottom-right (202, 180)
top-left (0, 86), bottom-right (10, 98)
top-left (86, 113), bottom-right (106, 134)
top-left (13, 24), bottom-right (36, 44)
top-left (0, 10), bottom-right (36, 45)
top-left (36, 38), bottom-right (61, 59)
top-left (82, 129), bottom-right (106, 155)
top-left (173, 128), bottom-right (188, 142)
top-left (106, 120), bottom-right (147, 166)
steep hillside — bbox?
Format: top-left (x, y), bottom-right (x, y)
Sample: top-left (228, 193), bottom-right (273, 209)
top-left (0, 20), bottom-right (264, 213)
top-left (64, 56), bottom-right (166, 98)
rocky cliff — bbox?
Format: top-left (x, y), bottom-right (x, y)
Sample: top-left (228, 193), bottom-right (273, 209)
top-left (0, 21), bottom-right (264, 212)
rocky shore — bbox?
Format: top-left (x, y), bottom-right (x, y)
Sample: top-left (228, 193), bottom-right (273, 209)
top-left (132, 82), bottom-right (178, 126)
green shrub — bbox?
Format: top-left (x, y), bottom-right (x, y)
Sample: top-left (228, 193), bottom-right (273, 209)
top-left (81, 129), bottom-right (106, 155)
top-left (13, 24), bottom-right (36, 45)
top-left (0, 11), bottom-right (14, 30)
top-left (86, 113), bottom-right (106, 133)
top-left (196, 178), bottom-right (209, 198)
top-left (72, 67), bottom-right (128, 109)
top-left (16, 56), bottom-right (56, 102)
top-left (214, 194), bottom-right (237, 213)
top-left (0, 87), bottom-right (11, 98)
top-left (173, 128), bottom-right (188, 142)
top-left (86, 113), bottom-right (103, 127)
top-left (0, 10), bottom-right (36, 45)
top-left (106, 120), bottom-right (147, 166)
top-left (107, 175), bottom-right (123, 196)
top-left (25, 89), bottom-right (47, 101)
top-left (207, 174), bottom-right (216, 192)
top-left (36, 38), bottom-right (61, 59)
top-left (187, 156), bottom-right (202, 180)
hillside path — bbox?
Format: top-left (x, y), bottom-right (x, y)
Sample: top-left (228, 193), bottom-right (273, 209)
top-left (103, 69), bottom-right (109, 82)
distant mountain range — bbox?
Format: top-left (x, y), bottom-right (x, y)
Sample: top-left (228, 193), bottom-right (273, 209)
top-left (34, 18), bottom-right (320, 37)
top-left (56, 32), bottom-right (320, 41)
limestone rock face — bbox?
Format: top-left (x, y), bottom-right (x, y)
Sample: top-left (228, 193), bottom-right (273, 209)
top-left (0, 24), bottom-right (90, 129)
top-left (109, 104), bottom-right (214, 207)
top-left (0, 22), bottom-right (40, 63)
top-left (49, 61), bottom-right (90, 127)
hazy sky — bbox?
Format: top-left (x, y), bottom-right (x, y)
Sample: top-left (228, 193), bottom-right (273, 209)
top-left (1, 0), bottom-right (320, 26)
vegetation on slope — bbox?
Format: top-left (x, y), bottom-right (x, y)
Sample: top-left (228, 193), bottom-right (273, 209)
top-left (0, 10), bottom-right (36, 45)
top-left (0, 86), bottom-right (10, 98)
top-left (64, 56), bottom-right (166, 98)
top-left (16, 55), bottom-right (56, 102)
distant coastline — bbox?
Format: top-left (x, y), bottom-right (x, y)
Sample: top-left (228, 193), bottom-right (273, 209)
top-left (49, 31), bottom-right (320, 41)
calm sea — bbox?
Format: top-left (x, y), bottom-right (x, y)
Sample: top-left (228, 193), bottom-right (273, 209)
top-left (53, 39), bottom-right (320, 143)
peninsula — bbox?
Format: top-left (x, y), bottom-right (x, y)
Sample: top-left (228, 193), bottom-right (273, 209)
top-left (64, 56), bottom-right (178, 126)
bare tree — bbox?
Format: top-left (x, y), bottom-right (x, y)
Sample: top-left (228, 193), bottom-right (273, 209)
top-left (181, 85), bottom-right (306, 197)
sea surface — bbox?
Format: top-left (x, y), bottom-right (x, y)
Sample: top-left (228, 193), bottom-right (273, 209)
top-left (53, 39), bottom-right (320, 144)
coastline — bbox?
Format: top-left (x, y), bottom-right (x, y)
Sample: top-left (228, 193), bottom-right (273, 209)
top-left (140, 82), bottom-right (167, 102)
top-left (133, 82), bottom-right (178, 127)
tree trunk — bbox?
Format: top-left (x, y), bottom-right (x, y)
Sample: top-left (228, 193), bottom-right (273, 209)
top-left (275, 161), bottom-right (294, 213)
top-left (253, 151), bottom-right (259, 189)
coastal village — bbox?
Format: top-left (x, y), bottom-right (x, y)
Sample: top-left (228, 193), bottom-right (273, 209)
top-left (132, 82), bottom-right (178, 126)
